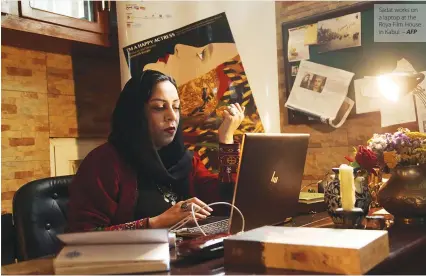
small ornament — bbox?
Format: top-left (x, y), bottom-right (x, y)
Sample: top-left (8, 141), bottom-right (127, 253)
top-left (157, 183), bottom-right (178, 206)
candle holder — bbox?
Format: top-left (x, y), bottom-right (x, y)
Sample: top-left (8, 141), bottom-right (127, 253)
top-left (334, 207), bottom-right (365, 229)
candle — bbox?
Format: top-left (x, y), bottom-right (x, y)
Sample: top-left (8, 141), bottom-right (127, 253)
top-left (339, 164), bottom-right (355, 211)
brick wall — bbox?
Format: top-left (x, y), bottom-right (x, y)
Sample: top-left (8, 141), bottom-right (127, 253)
top-left (1, 45), bottom-right (121, 213)
top-left (275, 1), bottom-right (419, 191)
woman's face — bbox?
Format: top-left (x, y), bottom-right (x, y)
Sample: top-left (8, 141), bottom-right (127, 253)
top-left (303, 74), bottom-right (310, 82)
top-left (144, 43), bottom-right (238, 86)
top-left (313, 77), bottom-right (325, 91)
top-left (145, 80), bottom-right (180, 149)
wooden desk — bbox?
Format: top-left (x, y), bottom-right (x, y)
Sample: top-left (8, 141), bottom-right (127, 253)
top-left (3, 212), bottom-right (426, 275)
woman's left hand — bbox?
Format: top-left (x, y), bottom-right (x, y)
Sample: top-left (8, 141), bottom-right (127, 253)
top-left (218, 103), bottom-right (245, 144)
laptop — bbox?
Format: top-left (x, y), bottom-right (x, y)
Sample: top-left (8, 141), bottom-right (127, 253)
top-left (173, 133), bottom-right (309, 236)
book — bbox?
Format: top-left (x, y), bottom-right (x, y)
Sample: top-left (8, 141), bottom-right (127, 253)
top-left (224, 226), bottom-right (389, 274)
top-left (54, 229), bottom-right (170, 275)
top-left (285, 60), bottom-right (355, 128)
top-left (298, 192), bottom-right (324, 204)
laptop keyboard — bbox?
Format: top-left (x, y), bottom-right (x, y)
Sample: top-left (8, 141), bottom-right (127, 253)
top-left (177, 219), bottom-right (230, 235)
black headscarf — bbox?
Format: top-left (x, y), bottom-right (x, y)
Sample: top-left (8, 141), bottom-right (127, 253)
top-left (108, 70), bottom-right (193, 199)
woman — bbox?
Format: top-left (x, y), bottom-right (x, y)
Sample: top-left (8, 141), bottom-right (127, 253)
top-left (143, 43), bottom-right (239, 86)
top-left (311, 75), bottom-right (326, 93)
top-left (300, 73), bottom-right (311, 89)
top-left (67, 70), bottom-right (245, 232)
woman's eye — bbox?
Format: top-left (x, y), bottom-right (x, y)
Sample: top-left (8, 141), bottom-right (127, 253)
top-left (173, 106), bottom-right (181, 110)
top-left (153, 106), bottom-right (165, 111)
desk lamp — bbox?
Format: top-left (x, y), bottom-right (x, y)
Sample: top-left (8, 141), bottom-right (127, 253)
top-left (377, 72), bottom-right (426, 105)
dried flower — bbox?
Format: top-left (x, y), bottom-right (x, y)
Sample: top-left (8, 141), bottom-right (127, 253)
top-left (355, 145), bottom-right (378, 173)
top-left (344, 155), bottom-right (354, 162)
top-left (383, 151), bottom-right (398, 169)
top-left (364, 129), bottom-right (426, 168)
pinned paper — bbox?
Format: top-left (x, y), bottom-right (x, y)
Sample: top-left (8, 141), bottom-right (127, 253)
top-left (285, 60), bottom-right (354, 128)
top-left (380, 94), bottom-right (416, 127)
top-left (378, 58), bottom-right (417, 127)
top-left (394, 58), bottom-right (417, 74)
top-left (354, 78), bottom-right (381, 114)
top-left (360, 76), bottom-right (381, 98)
top-left (304, 23), bottom-right (318, 45)
top-left (288, 26), bottom-right (310, 62)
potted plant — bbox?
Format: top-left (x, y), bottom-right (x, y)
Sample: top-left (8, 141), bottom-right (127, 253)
top-left (366, 128), bottom-right (426, 224)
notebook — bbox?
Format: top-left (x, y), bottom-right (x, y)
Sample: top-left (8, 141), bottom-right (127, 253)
top-left (298, 192), bottom-right (324, 204)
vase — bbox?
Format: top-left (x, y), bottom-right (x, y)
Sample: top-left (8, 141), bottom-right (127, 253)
top-left (378, 165), bottom-right (426, 224)
top-left (324, 168), bottom-right (371, 224)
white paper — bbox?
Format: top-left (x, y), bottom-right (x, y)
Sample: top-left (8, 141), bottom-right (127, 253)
top-left (57, 243), bottom-right (170, 264)
top-left (360, 76), bottom-right (381, 98)
top-left (57, 229), bottom-right (169, 245)
top-left (354, 78), bottom-right (382, 114)
top-left (288, 26), bottom-right (310, 62)
top-left (379, 59), bottom-right (418, 127)
top-left (394, 58), bottom-right (417, 74)
top-left (415, 71), bottom-right (426, 132)
top-left (380, 94), bottom-right (416, 127)
top-left (285, 60), bottom-right (354, 121)
top-left (329, 97), bottom-right (354, 128)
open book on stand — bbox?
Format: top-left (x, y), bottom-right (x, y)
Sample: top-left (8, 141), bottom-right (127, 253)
top-left (285, 60), bottom-right (355, 128)
top-left (54, 229), bottom-right (170, 275)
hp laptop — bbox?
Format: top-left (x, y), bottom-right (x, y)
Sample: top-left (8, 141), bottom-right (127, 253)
top-left (173, 133), bottom-right (310, 236)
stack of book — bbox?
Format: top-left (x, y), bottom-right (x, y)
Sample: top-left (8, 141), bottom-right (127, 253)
top-left (54, 229), bottom-right (170, 275)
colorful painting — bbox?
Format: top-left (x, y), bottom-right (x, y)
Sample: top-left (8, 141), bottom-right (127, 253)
top-left (123, 13), bottom-right (264, 172)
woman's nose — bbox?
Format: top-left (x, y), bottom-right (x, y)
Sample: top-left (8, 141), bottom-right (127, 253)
top-left (165, 107), bottom-right (178, 121)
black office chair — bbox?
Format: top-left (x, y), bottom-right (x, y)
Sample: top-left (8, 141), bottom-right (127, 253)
top-left (1, 213), bottom-right (17, 265)
top-left (12, 175), bottom-right (73, 261)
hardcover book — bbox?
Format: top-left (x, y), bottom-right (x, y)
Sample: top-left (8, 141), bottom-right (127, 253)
top-left (54, 229), bottom-right (170, 275)
top-left (224, 226), bottom-right (389, 274)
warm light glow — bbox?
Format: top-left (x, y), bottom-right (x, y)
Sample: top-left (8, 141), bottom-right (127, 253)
top-left (377, 75), bottom-right (401, 102)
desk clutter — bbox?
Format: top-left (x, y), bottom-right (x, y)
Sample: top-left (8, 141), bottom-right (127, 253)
top-left (224, 226), bottom-right (390, 275)
top-left (3, 203), bottom-right (424, 276)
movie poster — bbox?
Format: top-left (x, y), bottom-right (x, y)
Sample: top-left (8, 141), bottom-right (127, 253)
top-left (123, 13), bottom-right (264, 172)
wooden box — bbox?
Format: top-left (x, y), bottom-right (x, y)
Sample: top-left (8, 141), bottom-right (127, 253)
top-left (224, 226), bottom-right (389, 274)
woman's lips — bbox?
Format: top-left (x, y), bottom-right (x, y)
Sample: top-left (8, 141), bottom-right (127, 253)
top-left (164, 127), bottom-right (175, 135)
top-left (157, 54), bottom-right (170, 64)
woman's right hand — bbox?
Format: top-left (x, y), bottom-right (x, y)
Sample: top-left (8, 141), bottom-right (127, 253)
top-left (149, 197), bottom-right (213, 229)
